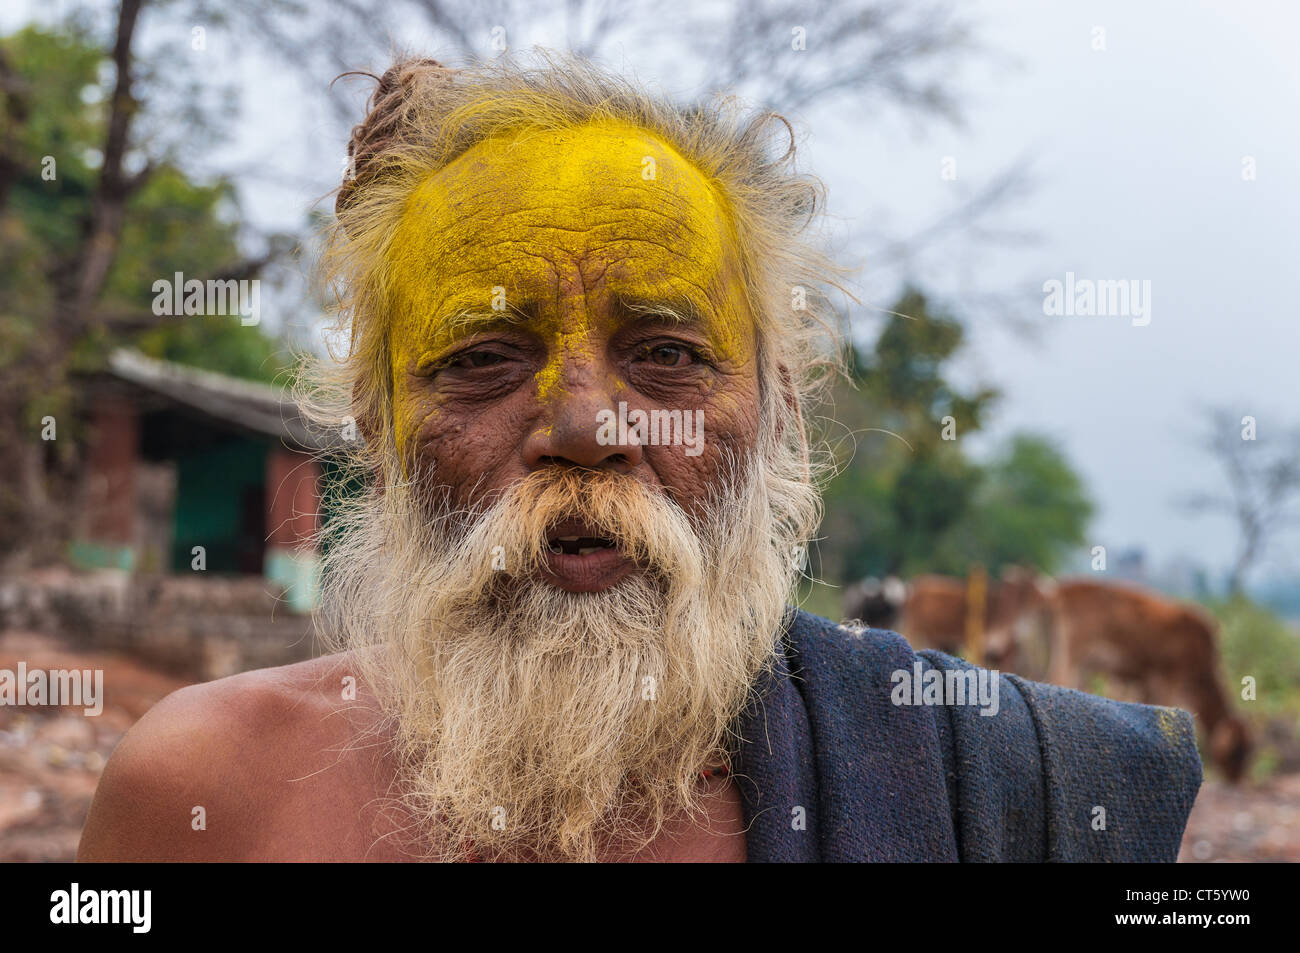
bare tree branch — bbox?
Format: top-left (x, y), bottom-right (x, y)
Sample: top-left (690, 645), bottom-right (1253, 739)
top-left (1181, 405), bottom-right (1300, 594)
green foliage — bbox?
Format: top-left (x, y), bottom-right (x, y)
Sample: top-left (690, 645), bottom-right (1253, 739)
top-left (863, 288), bottom-right (997, 435)
top-left (3, 24), bottom-right (102, 259)
top-left (1212, 596), bottom-right (1300, 714)
top-left (131, 317), bottom-right (285, 384)
top-left (931, 434), bottom-right (1093, 574)
top-left (1206, 597), bottom-right (1300, 781)
top-left (104, 167), bottom-right (241, 303)
top-left (816, 287), bottom-right (1092, 587)
top-left (1, 23), bottom-right (285, 384)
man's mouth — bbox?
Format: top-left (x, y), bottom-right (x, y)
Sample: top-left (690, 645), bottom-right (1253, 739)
top-left (542, 519), bottom-right (637, 592)
top-left (547, 535), bottom-right (616, 557)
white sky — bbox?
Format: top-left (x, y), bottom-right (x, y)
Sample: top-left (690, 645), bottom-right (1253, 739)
top-left (6, 0), bottom-right (1298, 584)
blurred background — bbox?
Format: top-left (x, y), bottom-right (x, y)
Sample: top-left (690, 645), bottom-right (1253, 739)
top-left (0, 0), bottom-right (1297, 861)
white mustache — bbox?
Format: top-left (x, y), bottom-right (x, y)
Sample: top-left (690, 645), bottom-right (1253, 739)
top-left (431, 468), bottom-right (709, 590)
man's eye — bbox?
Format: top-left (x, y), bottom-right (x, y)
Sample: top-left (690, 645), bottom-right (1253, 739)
top-left (449, 350), bottom-right (506, 370)
top-left (643, 344), bottom-right (694, 367)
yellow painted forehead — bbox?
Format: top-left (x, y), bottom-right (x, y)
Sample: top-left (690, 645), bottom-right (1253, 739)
top-left (419, 118), bottom-right (726, 216)
top-left (402, 118), bottom-right (728, 238)
top-left (386, 119), bottom-right (744, 344)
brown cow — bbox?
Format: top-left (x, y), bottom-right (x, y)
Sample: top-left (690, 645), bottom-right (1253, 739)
top-left (985, 578), bottom-right (1252, 783)
top-left (895, 574), bottom-right (967, 653)
top-left (889, 567), bottom-right (1051, 670)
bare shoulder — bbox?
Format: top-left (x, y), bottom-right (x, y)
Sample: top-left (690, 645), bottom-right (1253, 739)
top-left (77, 653), bottom-right (391, 862)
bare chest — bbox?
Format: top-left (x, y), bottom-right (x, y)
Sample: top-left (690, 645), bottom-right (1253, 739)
top-left (237, 743), bottom-right (746, 862)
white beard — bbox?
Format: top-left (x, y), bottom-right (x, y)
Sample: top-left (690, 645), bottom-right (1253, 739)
top-left (316, 449), bottom-right (811, 861)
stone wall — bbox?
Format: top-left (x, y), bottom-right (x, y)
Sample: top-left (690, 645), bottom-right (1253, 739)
top-left (0, 569), bottom-right (319, 681)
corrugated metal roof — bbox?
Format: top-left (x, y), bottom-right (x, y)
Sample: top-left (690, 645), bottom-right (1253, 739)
top-left (105, 349), bottom-right (346, 452)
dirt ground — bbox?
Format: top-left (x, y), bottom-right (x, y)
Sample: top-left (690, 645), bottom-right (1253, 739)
top-left (0, 630), bottom-right (193, 862)
top-left (1177, 772), bottom-right (1300, 862)
top-left (1, 629), bottom-right (1296, 862)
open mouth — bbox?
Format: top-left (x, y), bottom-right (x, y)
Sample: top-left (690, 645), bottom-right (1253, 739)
top-left (545, 517), bottom-right (619, 557)
top-left (547, 535), bottom-right (617, 556)
top-left (541, 518), bottom-right (635, 592)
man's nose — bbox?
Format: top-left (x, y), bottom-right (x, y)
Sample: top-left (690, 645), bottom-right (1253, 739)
top-left (521, 371), bottom-right (644, 473)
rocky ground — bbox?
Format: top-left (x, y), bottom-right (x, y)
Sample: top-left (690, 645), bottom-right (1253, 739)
top-left (1, 628), bottom-right (1297, 862)
top-left (1177, 772), bottom-right (1300, 862)
top-left (0, 630), bottom-right (192, 862)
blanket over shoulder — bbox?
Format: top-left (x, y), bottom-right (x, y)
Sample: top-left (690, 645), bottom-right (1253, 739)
top-left (732, 608), bottom-right (1203, 861)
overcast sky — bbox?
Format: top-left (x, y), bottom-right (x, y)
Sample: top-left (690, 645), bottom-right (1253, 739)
top-left (7, 0), bottom-right (1298, 585)
top-left (889, 0), bottom-right (1300, 585)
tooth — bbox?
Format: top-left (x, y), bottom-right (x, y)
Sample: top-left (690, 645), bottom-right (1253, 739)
top-left (577, 547), bottom-right (599, 556)
top-left (557, 536), bottom-right (580, 542)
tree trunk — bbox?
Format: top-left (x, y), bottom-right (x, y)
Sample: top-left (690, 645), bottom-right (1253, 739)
top-left (7, 0), bottom-right (148, 563)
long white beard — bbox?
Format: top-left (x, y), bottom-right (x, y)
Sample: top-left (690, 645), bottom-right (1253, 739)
top-left (317, 450), bottom-right (808, 861)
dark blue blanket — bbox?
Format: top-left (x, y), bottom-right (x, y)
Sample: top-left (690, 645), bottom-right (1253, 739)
top-left (733, 608), bottom-right (1203, 861)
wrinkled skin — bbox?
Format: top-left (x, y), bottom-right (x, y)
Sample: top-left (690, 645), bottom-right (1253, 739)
top-left (386, 120), bottom-right (763, 522)
top-left (76, 119), bottom-right (763, 862)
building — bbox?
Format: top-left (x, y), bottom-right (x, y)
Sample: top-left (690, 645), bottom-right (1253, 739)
top-left (72, 349), bottom-right (343, 611)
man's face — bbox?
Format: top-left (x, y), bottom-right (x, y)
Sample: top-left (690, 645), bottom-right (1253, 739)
top-left (325, 119), bottom-right (802, 861)
top-left (385, 120), bottom-right (762, 590)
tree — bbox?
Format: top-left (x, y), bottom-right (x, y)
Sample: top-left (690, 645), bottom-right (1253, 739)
top-left (817, 287), bottom-right (997, 580)
top-left (816, 287), bottom-right (1091, 583)
top-left (0, 17), bottom-right (289, 563)
top-left (257, 0), bottom-right (980, 123)
top-left (1182, 406), bottom-right (1300, 596)
top-left (932, 434), bottom-right (1092, 575)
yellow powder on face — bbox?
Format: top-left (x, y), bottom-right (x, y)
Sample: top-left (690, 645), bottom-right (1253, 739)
top-left (384, 119), bottom-right (756, 453)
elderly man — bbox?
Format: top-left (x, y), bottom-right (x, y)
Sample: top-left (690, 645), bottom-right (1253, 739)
top-left (77, 56), bottom-right (1200, 863)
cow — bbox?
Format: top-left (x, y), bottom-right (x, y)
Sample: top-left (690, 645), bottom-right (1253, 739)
top-left (983, 578), bottom-right (1253, 784)
top-left (844, 567), bottom-right (1052, 671)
